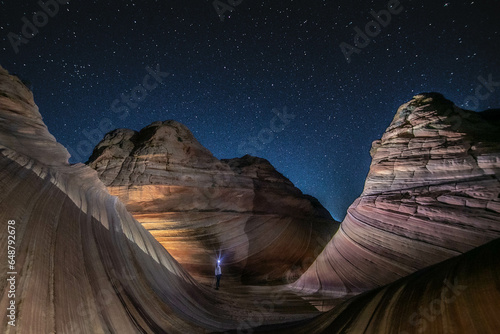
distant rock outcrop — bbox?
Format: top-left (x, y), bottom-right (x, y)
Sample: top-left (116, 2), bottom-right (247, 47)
top-left (87, 121), bottom-right (339, 285)
top-left (293, 93), bottom-right (500, 295)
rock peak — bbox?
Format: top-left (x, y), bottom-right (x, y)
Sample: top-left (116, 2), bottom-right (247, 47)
top-left (87, 119), bottom-right (219, 169)
top-left (0, 66), bottom-right (70, 166)
top-left (223, 154), bottom-right (276, 171)
top-left (294, 94), bottom-right (500, 296)
top-left (412, 91), bottom-right (448, 101)
top-left (87, 119), bottom-right (338, 284)
top-left (139, 119), bottom-right (195, 140)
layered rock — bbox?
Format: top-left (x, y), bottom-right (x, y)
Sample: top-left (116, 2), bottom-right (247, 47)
top-left (87, 122), bottom-right (338, 285)
top-left (284, 238), bottom-right (500, 333)
top-left (2, 68), bottom-right (500, 333)
top-left (293, 93), bottom-right (500, 295)
top-left (0, 66), bottom-right (322, 333)
top-left (0, 66), bottom-right (208, 333)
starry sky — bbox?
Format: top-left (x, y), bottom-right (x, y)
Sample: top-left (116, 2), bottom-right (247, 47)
top-left (1, 0), bottom-right (499, 220)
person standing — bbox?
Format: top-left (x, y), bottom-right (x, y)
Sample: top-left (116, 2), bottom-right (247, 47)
top-left (215, 260), bottom-right (222, 290)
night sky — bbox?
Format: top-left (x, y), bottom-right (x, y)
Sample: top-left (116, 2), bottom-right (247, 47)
top-left (1, 0), bottom-right (499, 220)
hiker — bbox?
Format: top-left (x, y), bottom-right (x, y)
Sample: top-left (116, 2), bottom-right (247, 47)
top-left (215, 259), bottom-right (222, 290)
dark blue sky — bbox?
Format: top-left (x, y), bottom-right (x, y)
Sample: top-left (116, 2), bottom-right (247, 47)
top-left (1, 0), bottom-right (499, 220)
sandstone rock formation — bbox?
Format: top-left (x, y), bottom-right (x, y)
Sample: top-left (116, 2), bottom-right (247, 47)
top-left (274, 238), bottom-right (500, 333)
top-left (293, 93), bottom-right (500, 295)
top-left (87, 122), bottom-right (338, 285)
top-left (0, 66), bottom-right (206, 333)
top-left (2, 67), bottom-right (500, 333)
top-left (0, 66), bottom-right (321, 333)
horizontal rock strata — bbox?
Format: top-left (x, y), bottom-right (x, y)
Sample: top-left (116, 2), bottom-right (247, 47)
top-left (293, 93), bottom-right (500, 295)
top-left (2, 67), bottom-right (499, 333)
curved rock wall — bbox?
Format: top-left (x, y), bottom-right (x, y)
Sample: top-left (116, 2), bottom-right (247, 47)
top-left (276, 238), bottom-right (500, 333)
top-left (0, 66), bottom-right (320, 333)
top-left (0, 67), bottom-right (213, 333)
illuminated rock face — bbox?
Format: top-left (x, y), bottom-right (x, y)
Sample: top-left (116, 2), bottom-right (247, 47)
top-left (87, 121), bottom-right (339, 285)
top-left (0, 66), bottom-right (218, 333)
top-left (0, 66), bottom-right (325, 333)
top-left (293, 93), bottom-right (500, 295)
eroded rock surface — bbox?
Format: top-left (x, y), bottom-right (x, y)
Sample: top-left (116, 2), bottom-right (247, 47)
top-left (293, 93), bottom-right (500, 295)
top-left (0, 66), bottom-right (214, 333)
top-left (2, 67), bottom-right (500, 333)
top-left (87, 121), bottom-right (338, 285)
top-left (282, 238), bottom-right (500, 334)
top-left (0, 66), bottom-right (322, 333)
